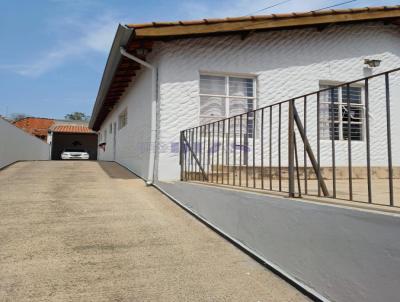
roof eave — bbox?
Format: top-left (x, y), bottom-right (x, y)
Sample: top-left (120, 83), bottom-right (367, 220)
top-left (89, 25), bottom-right (134, 130)
top-left (130, 7), bottom-right (400, 39)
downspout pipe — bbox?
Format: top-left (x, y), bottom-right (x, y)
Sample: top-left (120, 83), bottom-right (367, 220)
top-left (120, 47), bottom-right (157, 185)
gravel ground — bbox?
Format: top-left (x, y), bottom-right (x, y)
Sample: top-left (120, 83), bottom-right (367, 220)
top-left (0, 161), bottom-right (308, 302)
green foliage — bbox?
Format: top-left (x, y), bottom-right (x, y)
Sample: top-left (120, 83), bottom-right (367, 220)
top-left (64, 112), bottom-right (90, 121)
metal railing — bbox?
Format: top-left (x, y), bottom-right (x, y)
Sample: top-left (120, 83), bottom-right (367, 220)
top-left (180, 68), bottom-right (400, 207)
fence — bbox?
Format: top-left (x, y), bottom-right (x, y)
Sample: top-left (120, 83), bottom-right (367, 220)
top-left (180, 68), bottom-right (400, 207)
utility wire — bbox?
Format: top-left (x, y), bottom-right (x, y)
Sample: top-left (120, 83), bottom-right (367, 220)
top-left (246, 0), bottom-right (358, 17)
top-left (245, 0), bottom-right (293, 16)
top-left (312, 0), bottom-right (358, 12)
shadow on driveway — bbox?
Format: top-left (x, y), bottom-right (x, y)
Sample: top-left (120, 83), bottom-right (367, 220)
top-left (97, 161), bottom-right (139, 179)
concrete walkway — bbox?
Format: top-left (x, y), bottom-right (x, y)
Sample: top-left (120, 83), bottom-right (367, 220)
top-left (0, 161), bottom-right (307, 302)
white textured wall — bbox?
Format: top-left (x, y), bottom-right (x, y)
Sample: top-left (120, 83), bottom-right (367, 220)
top-left (98, 23), bottom-right (400, 181)
top-left (0, 118), bottom-right (50, 169)
top-left (156, 23), bottom-right (400, 180)
top-left (98, 67), bottom-right (153, 179)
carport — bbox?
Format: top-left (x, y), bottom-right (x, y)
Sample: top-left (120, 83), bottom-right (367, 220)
top-left (49, 125), bottom-right (98, 160)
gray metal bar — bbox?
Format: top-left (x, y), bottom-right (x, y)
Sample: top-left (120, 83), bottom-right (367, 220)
top-left (317, 92), bottom-right (321, 197)
top-left (346, 84), bottom-right (353, 201)
top-left (294, 106), bottom-right (329, 197)
top-left (203, 125), bottom-right (207, 181)
top-left (180, 131), bottom-right (184, 181)
top-left (233, 117), bottom-right (236, 186)
top-left (207, 124), bottom-right (211, 182)
top-left (227, 119), bottom-right (231, 185)
top-left (246, 113), bottom-right (249, 188)
top-left (364, 79), bottom-right (372, 203)
top-left (288, 100), bottom-right (295, 197)
top-left (385, 73), bottom-right (394, 206)
top-left (253, 111), bottom-right (256, 188)
top-left (330, 88), bottom-right (336, 198)
top-left (278, 103), bottom-right (282, 192)
top-left (240, 115), bottom-right (243, 186)
top-left (261, 108), bottom-right (264, 190)
top-left (195, 127), bottom-right (198, 180)
top-left (303, 97), bottom-right (308, 195)
top-left (189, 129), bottom-right (196, 180)
top-left (217, 121), bottom-right (220, 184)
top-left (294, 132), bottom-right (302, 197)
top-left (269, 107), bottom-right (273, 190)
top-left (222, 120), bottom-right (225, 184)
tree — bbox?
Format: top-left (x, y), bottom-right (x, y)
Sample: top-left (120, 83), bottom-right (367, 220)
top-left (64, 112), bottom-right (90, 121)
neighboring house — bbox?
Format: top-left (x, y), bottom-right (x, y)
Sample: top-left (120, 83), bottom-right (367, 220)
top-left (13, 117), bottom-right (54, 141)
top-left (89, 6), bottom-right (400, 182)
top-left (48, 123), bottom-right (98, 160)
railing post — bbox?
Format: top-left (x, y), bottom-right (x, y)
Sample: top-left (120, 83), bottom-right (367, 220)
top-left (288, 99), bottom-right (295, 197)
top-left (180, 131), bottom-right (184, 181)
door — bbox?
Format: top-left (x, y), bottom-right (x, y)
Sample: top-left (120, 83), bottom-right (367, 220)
top-left (113, 122), bottom-right (117, 161)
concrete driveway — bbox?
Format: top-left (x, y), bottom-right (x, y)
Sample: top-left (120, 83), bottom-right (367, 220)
top-left (0, 161), bottom-right (307, 302)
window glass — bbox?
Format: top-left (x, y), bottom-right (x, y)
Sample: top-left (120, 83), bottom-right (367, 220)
top-left (320, 85), bottom-right (364, 141)
top-left (200, 75), bottom-right (225, 95)
top-left (229, 77), bottom-right (253, 97)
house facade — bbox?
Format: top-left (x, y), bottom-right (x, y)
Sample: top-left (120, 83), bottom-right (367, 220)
top-left (90, 6), bottom-right (400, 182)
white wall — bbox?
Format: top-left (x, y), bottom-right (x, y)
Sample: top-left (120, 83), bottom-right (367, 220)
top-left (97, 67), bottom-right (153, 179)
top-left (155, 22), bottom-right (400, 180)
top-left (98, 22), bottom-right (400, 181)
top-left (0, 118), bottom-right (50, 169)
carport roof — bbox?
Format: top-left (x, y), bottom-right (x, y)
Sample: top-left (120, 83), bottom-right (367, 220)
top-left (51, 125), bottom-right (95, 134)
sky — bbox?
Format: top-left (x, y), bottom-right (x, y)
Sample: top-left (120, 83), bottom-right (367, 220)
top-left (0, 0), bottom-right (398, 119)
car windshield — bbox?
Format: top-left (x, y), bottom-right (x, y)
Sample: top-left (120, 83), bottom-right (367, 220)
top-left (64, 149), bottom-right (86, 152)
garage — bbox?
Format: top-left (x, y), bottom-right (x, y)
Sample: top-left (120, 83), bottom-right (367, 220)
top-left (49, 125), bottom-right (98, 160)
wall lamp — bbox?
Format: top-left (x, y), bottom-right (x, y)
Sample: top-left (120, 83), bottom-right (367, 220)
top-left (364, 59), bottom-right (381, 68)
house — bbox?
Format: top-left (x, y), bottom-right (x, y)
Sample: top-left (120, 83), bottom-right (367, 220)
top-left (13, 117), bottom-right (54, 141)
top-left (89, 6), bottom-right (400, 185)
top-left (48, 123), bottom-right (98, 160)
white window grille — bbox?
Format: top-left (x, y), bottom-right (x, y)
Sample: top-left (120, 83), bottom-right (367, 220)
top-left (199, 74), bottom-right (256, 137)
top-left (320, 84), bottom-right (364, 141)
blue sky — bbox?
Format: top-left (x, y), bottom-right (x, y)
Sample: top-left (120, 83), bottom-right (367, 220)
top-left (0, 0), bottom-right (398, 119)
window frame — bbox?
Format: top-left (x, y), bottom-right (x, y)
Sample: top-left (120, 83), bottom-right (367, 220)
top-left (319, 82), bottom-right (365, 142)
top-left (199, 72), bottom-right (257, 123)
top-left (118, 108), bottom-right (128, 130)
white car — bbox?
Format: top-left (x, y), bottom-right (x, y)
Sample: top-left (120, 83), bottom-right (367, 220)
top-left (61, 149), bottom-right (90, 160)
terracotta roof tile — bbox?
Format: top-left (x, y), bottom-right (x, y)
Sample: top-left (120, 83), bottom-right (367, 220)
top-left (52, 125), bottom-right (95, 134)
top-left (127, 5), bottom-right (400, 29)
top-left (13, 117), bottom-right (54, 139)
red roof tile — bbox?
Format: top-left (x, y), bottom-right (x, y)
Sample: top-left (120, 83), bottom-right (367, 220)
top-left (13, 117), bottom-right (54, 139)
top-left (52, 125), bottom-right (95, 133)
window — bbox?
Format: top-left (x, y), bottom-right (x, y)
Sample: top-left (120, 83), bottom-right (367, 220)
top-left (118, 109), bottom-right (127, 130)
top-left (109, 123), bottom-right (112, 134)
top-left (104, 129), bottom-right (107, 142)
top-left (320, 84), bottom-right (364, 141)
top-left (199, 74), bottom-right (256, 137)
